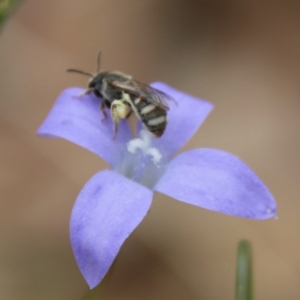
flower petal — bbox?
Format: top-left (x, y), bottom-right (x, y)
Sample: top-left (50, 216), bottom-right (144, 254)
top-left (149, 82), bottom-right (214, 159)
top-left (154, 149), bottom-right (276, 219)
top-left (37, 87), bottom-right (132, 167)
top-left (70, 170), bottom-right (153, 288)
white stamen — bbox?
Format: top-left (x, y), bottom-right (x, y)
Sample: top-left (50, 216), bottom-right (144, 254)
top-left (127, 129), bottom-right (162, 165)
top-left (145, 147), bottom-right (162, 165)
top-left (127, 139), bottom-right (145, 154)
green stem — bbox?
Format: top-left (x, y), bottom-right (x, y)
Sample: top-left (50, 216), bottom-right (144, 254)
top-left (235, 240), bottom-right (253, 300)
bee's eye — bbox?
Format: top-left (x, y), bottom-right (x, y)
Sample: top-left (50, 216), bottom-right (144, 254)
top-left (88, 81), bottom-right (95, 88)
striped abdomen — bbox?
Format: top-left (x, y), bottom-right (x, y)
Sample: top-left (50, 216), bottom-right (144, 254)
top-left (130, 94), bottom-right (167, 137)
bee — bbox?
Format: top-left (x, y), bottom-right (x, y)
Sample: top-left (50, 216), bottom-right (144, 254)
top-left (67, 53), bottom-right (175, 139)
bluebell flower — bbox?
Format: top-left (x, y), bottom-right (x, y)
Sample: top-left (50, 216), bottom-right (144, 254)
top-left (38, 82), bottom-right (276, 289)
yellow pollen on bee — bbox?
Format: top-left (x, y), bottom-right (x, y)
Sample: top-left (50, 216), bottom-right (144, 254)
top-left (111, 100), bottom-right (131, 120)
top-left (122, 92), bottom-right (131, 102)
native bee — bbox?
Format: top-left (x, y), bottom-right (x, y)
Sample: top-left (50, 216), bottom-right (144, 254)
top-left (67, 53), bottom-right (175, 139)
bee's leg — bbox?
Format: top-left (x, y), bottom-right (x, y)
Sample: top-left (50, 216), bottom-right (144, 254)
top-left (111, 112), bottom-right (120, 140)
top-left (111, 101), bottom-right (120, 140)
top-left (112, 120), bottom-right (119, 140)
top-left (125, 109), bottom-right (132, 119)
top-left (73, 88), bottom-right (92, 99)
top-left (100, 100), bottom-right (108, 122)
top-left (110, 100), bottom-right (131, 139)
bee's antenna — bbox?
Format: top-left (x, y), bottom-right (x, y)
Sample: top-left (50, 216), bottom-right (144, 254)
top-left (97, 51), bottom-right (102, 73)
top-left (66, 69), bottom-right (93, 77)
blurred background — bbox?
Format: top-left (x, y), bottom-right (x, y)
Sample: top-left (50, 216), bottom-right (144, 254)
top-left (0, 0), bottom-right (300, 299)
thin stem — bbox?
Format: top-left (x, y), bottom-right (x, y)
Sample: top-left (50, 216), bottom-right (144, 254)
top-left (235, 240), bottom-right (253, 300)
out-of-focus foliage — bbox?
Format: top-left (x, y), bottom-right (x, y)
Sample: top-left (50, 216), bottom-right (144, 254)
top-left (0, 0), bottom-right (23, 30)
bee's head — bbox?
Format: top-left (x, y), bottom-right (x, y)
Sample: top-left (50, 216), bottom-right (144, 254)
top-left (83, 71), bottom-right (108, 97)
top-left (88, 72), bottom-right (108, 94)
top-left (67, 51), bottom-right (105, 97)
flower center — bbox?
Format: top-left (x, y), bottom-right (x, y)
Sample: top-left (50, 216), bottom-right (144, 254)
top-left (113, 130), bottom-right (167, 189)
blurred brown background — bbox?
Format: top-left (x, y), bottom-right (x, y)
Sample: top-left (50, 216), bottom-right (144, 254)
top-left (0, 0), bottom-right (300, 299)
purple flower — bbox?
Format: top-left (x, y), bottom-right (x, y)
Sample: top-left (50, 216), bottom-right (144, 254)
top-left (38, 82), bottom-right (276, 289)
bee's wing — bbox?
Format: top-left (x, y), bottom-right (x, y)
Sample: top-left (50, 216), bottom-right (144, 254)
top-left (109, 80), bottom-right (176, 110)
